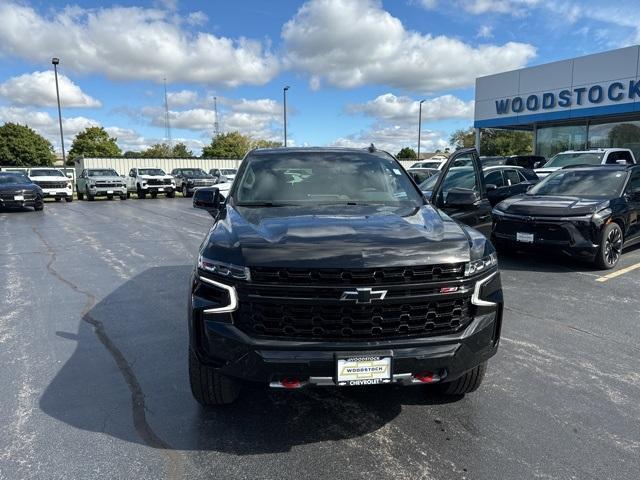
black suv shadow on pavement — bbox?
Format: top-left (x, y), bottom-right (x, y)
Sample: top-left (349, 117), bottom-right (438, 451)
top-left (39, 265), bottom-right (461, 455)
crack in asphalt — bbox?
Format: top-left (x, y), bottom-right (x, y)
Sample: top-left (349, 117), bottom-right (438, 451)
top-left (32, 225), bottom-right (185, 480)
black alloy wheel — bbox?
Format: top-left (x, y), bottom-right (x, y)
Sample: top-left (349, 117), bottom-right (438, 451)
top-left (596, 223), bottom-right (623, 269)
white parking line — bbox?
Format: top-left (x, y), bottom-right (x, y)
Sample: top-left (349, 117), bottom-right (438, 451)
top-left (596, 262), bottom-right (640, 282)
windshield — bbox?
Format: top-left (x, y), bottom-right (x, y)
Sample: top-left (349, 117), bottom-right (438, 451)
top-left (412, 161), bottom-right (442, 169)
top-left (88, 169), bottom-right (119, 177)
top-left (408, 170), bottom-right (436, 184)
top-left (30, 169), bottom-right (64, 177)
top-left (545, 152), bottom-right (604, 168)
top-left (528, 169), bottom-right (627, 198)
top-left (221, 169), bottom-right (237, 175)
top-left (139, 168), bottom-right (165, 176)
top-left (177, 169), bottom-right (209, 177)
top-left (234, 151), bottom-right (423, 206)
top-left (0, 174), bottom-right (31, 185)
top-left (419, 167), bottom-right (477, 193)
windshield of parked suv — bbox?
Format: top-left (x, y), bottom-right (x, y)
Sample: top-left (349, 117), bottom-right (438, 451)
top-left (0, 174), bottom-right (31, 184)
top-left (545, 152), bottom-right (604, 168)
top-left (177, 169), bottom-right (209, 177)
top-left (221, 169), bottom-right (237, 175)
top-left (30, 169), bottom-right (64, 177)
top-left (88, 169), bottom-right (119, 177)
top-left (411, 161), bottom-right (442, 169)
top-left (528, 169), bottom-right (627, 198)
top-left (139, 169), bottom-right (165, 176)
top-left (234, 151), bottom-right (423, 206)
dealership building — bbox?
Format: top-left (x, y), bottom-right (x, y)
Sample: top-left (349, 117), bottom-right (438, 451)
top-left (474, 45), bottom-right (640, 160)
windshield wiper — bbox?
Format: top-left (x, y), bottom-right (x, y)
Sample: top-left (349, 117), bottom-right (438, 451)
top-left (235, 202), bottom-right (298, 207)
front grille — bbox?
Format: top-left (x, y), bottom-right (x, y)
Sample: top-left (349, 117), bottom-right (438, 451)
top-left (193, 179), bottom-right (212, 186)
top-left (95, 181), bottom-right (122, 188)
top-left (33, 181), bottom-right (67, 189)
top-left (147, 179), bottom-right (163, 186)
top-left (234, 294), bottom-right (473, 341)
top-left (0, 192), bottom-right (36, 201)
top-left (250, 264), bottom-right (466, 286)
top-left (163, 178), bottom-right (173, 185)
top-left (495, 218), bottom-right (570, 242)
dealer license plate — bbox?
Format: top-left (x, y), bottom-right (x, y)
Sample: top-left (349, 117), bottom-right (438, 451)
top-left (158, 187), bottom-right (164, 192)
top-left (516, 232), bottom-right (534, 243)
top-left (336, 353), bottom-right (392, 386)
top-left (14, 195), bottom-right (24, 201)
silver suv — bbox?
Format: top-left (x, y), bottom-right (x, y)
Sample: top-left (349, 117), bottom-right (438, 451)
top-left (76, 168), bottom-right (127, 201)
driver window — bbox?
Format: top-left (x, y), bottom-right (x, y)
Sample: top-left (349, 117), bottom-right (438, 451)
top-left (626, 170), bottom-right (640, 193)
top-left (504, 169), bottom-right (521, 186)
top-left (484, 170), bottom-right (504, 187)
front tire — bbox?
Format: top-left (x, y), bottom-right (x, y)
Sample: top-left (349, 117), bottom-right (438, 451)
top-left (189, 349), bottom-right (240, 406)
top-left (77, 190), bottom-right (84, 200)
top-left (120, 194), bottom-right (127, 200)
top-left (65, 196), bottom-right (73, 203)
top-left (86, 187), bottom-right (95, 202)
top-left (437, 362), bottom-right (487, 395)
top-left (166, 190), bottom-right (175, 198)
top-left (595, 222), bottom-right (623, 270)
top-left (34, 202), bottom-right (44, 211)
top-left (137, 185), bottom-right (146, 199)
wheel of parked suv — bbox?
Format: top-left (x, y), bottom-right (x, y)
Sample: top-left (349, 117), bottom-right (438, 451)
top-left (107, 195), bottom-right (113, 200)
top-left (182, 185), bottom-right (192, 198)
top-left (596, 222), bottom-right (623, 270)
top-left (188, 349), bottom-right (240, 406)
top-left (436, 361), bottom-right (487, 395)
top-left (55, 197), bottom-right (61, 202)
top-left (150, 191), bottom-right (158, 199)
top-left (65, 196), bottom-right (73, 203)
top-left (34, 202), bottom-right (44, 211)
top-left (86, 187), bottom-right (94, 201)
top-left (167, 190), bottom-right (175, 198)
top-left (126, 192), bottom-right (131, 199)
top-left (77, 190), bottom-right (84, 200)
top-left (120, 194), bottom-right (127, 200)
top-left (137, 185), bottom-right (145, 199)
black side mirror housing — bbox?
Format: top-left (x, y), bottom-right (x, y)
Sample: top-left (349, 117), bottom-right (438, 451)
top-left (193, 187), bottom-right (223, 215)
top-left (485, 184), bottom-right (498, 191)
top-left (444, 188), bottom-right (479, 207)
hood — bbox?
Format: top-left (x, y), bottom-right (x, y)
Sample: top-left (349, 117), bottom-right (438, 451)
top-left (86, 175), bottom-right (123, 182)
top-left (0, 183), bottom-right (40, 193)
top-left (139, 174), bottom-right (173, 180)
top-left (201, 204), bottom-right (481, 269)
top-left (30, 175), bottom-right (68, 182)
top-left (496, 194), bottom-right (608, 216)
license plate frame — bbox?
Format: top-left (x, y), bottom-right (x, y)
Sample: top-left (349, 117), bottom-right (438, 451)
top-left (158, 187), bottom-right (164, 192)
top-left (107, 190), bottom-right (114, 194)
top-left (335, 351), bottom-right (393, 387)
top-left (516, 232), bottom-right (534, 243)
top-left (14, 195), bottom-right (24, 201)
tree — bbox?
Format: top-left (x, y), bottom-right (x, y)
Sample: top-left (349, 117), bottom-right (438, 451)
top-left (68, 126), bottom-right (121, 162)
top-left (252, 139), bottom-right (282, 149)
top-left (449, 127), bottom-right (533, 156)
top-left (396, 147), bottom-right (417, 159)
top-left (141, 143), bottom-right (173, 158)
top-left (0, 123), bottom-right (56, 166)
top-left (202, 131), bottom-right (251, 159)
top-left (171, 142), bottom-right (193, 157)
top-left (123, 150), bottom-right (142, 158)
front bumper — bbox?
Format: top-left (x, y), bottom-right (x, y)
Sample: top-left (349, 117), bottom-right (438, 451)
top-left (141, 184), bottom-right (174, 193)
top-left (189, 271), bottom-right (503, 386)
top-left (42, 187), bottom-right (72, 198)
top-left (492, 213), bottom-right (600, 259)
top-left (87, 185), bottom-right (126, 196)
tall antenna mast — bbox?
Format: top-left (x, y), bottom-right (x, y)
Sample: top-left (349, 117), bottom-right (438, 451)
top-left (213, 96), bottom-right (220, 138)
top-left (163, 78), bottom-right (172, 148)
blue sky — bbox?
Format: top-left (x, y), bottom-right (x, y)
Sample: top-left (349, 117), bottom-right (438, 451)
top-left (0, 0), bottom-right (638, 155)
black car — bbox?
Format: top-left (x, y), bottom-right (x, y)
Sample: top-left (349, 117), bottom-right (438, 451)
top-left (407, 167), bottom-right (438, 184)
top-left (188, 147), bottom-right (503, 405)
top-left (491, 165), bottom-right (640, 269)
top-left (505, 155), bottom-right (546, 169)
top-left (483, 165), bottom-right (539, 206)
top-left (0, 172), bottom-right (44, 211)
top-left (171, 168), bottom-right (216, 198)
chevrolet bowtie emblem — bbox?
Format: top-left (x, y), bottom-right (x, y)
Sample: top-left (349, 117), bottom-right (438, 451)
top-left (340, 287), bottom-right (388, 304)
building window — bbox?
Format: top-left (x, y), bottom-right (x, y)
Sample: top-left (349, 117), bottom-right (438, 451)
top-left (536, 124), bottom-right (587, 159)
top-left (588, 120), bottom-right (640, 161)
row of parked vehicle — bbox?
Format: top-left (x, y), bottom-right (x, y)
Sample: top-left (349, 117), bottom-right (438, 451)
top-left (0, 166), bottom-right (238, 210)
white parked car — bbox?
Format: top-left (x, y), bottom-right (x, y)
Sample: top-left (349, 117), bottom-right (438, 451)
top-left (219, 168), bottom-right (237, 182)
top-left (535, 148), bottom-right (636, 178)
top-left (126, 167), bottom-right (176, 199)
top-left (27, 167), bottom-right (73, 202)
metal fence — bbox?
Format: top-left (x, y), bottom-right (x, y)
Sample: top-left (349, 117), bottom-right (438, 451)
top-left (74, 157), bottom-right (243, 176)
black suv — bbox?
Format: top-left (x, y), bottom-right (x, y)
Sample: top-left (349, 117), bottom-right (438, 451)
top-left (188, 147), bottom-right (503, 405)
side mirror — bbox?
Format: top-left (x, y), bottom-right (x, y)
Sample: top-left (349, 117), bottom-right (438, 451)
top-left (444, 188), bottom-right (479, 207)
top-left (485, 184), bottom-right (498, 191)
top-left (193, 187), bottom-right (223, 215)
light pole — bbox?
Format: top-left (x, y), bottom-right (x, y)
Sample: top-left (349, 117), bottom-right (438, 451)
top-left (417, 99), bottom-right (425, 160)
top-left (52, 58), bottom-right (66, 164)
top-left (283, 86), bottom-right (290, 147)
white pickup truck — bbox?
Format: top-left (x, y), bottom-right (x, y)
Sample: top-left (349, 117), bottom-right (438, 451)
top-left (535, 148), bottom-right (636, 178)
top-left (126, 167), bottom-right (176, 199)
top-left (27, 167), bottom-right (73, 202)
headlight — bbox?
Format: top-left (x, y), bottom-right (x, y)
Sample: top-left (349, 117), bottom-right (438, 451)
top-left (67, 182), bottom-right (72, 188)
top-left (198, 255), bottom-right (251, 281)
top-left (465, 252), bottom-right (498, 276)
top-left (591, 208), bottom-right (612, 224)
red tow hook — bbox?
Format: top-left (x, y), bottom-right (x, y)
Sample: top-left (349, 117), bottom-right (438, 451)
top-left (414, 371), bottom-right (437, 383)
top-left (280, 377), bottom-right (302, 389)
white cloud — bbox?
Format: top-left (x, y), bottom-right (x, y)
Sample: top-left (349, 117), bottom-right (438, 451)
top-left (0, 71), bottom-right (101, 108)
top-left (186, 11), bottom-right (208, 26)
top-left (477, 25), bottom-right (494, 38)
top-left (0, 2), bottom-right (279, 87)
top-left (331, 124), bottom-right (449, 154)
top-left (282, 0), bottom-right (536, 93)
top-left (166, 89), bottom-right (200, 108)
top-left (459, 0), bottom-right (539, 15)
top-left (348, 93), bottom-right (473, 123)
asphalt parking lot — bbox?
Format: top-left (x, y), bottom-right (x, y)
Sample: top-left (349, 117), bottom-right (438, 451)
top-left (1, 198), bottom-right (639, 480)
